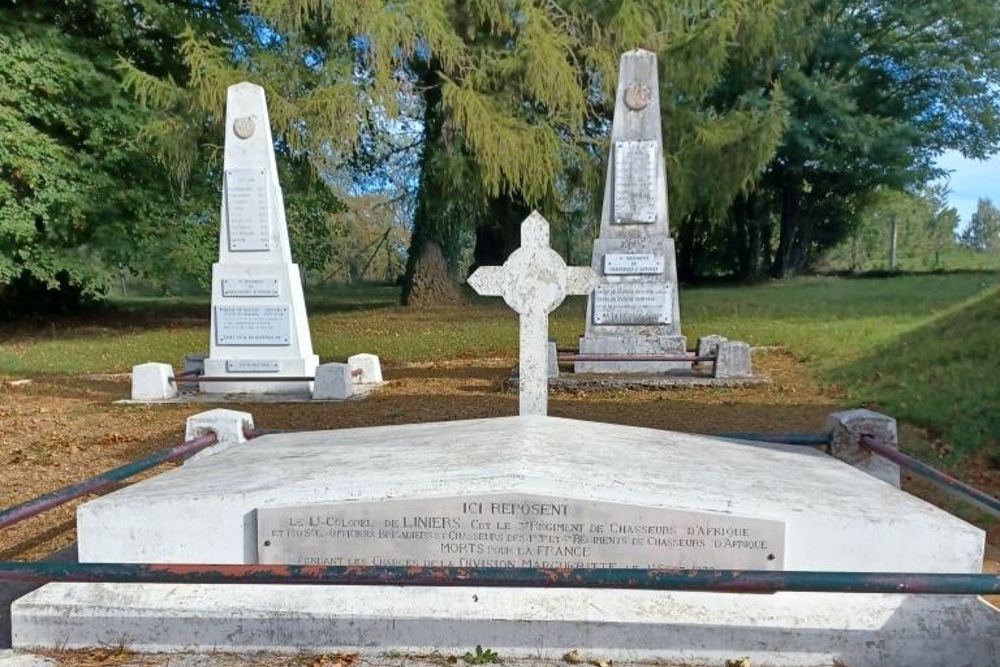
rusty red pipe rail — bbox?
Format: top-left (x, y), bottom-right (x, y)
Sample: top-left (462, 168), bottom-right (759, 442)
top-left (179, 369), bottom-right (363, 383)
top-left (188, 376), bottom-right (317, 383)
top-left (0, 433), bottom-right (219, 530)
top-left (0, 562), bottom-right (998, 595)
top-left (859, 434), bottom-right (1000, 519)
top-left (558, 354), bottom-right (714, 363)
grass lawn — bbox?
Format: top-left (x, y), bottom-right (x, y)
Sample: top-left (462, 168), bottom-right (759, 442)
top-left (1, 271), bottom-right (998, 462)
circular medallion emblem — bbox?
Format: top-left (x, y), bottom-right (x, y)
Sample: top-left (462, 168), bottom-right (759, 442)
top-left (233, 116), bottom-right (256, 139)
top-left (624, 84), bottom-right (651, 111)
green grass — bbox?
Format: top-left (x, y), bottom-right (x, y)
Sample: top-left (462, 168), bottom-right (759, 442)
top-left (674, 272), bottom-right (1000, 371)
top-left (2, 273), bottom-right (998, 459)
top-left (829, 285), bottom-right (1000, 454)
top-left (670, 273), bottom-right (1000, 459)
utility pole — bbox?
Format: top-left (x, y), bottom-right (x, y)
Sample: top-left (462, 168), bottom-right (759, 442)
top-left (889, 214), bottom-right (898, 270)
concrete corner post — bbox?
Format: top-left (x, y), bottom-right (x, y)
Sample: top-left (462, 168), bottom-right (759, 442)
top-left (826, 409), bottom-right (901, 487)
top-left (184, 409), bottom-right (254, 464)
top-left (314, 363), bottom-right (355, 400)
top-left (713, 341), bottom-right (752, 378)
top-left (547, 341), bottom-right (559, 379)
top-left (131, 362), bottom-right (178, 401)
top-left (347, 353), bottom-right (383, 384)
top-left (696, 334), bottom-right (728, 359)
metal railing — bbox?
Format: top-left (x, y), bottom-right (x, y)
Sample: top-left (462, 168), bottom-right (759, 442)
top-left (860, 433), bottom-right (1000, 519)
top-left (558, 354), bottom-right (715, 363)
top-left (1, 562), bottom-right (998, 595)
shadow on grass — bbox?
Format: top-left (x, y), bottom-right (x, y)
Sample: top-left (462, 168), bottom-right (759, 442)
top-left (829, 286), bottom-right (1000, 458)
top-left (0, 284), bottom-right (406, 345)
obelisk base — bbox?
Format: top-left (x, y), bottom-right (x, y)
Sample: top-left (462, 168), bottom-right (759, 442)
top-left (575, 334), bottom-right (689, 373)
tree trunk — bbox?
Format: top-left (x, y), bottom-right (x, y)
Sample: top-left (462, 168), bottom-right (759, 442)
top-left (675, 214), bottom-right (698, 282)
top-left (772, 183), bottom-right (798, 278)
top-left (789, 198), bottom-right (814, 274)
top-left (731, 193), bottom-right (766, 280)
top-left (469, 195), bottom-right (531, 275)
top-left (747, 194), bottom-right (764, 279)
top-left (677, 211), bottom-right (721, 281)
top-left (400, 64), bottom-right (462, 306)
top-left (404, 239), bottom-right (461, 306)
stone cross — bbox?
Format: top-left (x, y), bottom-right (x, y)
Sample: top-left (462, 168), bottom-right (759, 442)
top-left (468, 211), bottom-right (599, 416)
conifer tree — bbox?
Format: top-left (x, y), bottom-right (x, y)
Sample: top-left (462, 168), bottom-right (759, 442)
top-left (127, 0), bottom-right (802, 303)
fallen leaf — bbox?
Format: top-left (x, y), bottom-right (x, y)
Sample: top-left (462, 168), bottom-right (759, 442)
top-left (309, 654), bottom-right (359, 667)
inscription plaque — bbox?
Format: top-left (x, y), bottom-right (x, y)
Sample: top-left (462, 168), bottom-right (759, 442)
top-left (593, 283), bottom-right (671, 325)
top-left (604, 253), bottom-right (664, 275)
top-left (222, 278), bottom-right (281, 298)
top-left (226, 360), bottom-right (281, 373)
top-left (215, 305), bottom-right (291, 346)
top-left (225, 169), bottom-right (271, 251)
top-left (258, 493), bottom-right (784, 570)
top-left (613, 141), bottom-right (658, 224)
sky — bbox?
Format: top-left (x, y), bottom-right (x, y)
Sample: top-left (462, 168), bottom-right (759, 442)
top-left (935, 150), bottom-right (1000, 231)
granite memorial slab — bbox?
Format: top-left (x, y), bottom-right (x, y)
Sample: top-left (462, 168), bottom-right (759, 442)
top-left (592, 283), bottom-right (672, 325)
top-left (612, 140), bottom-right (658, 223)
top-left (226, 360), bottom-right (282, 374)
top-left (14, 414), bottom-right (995, 665)
top-left (224, 168), bottom-right (271, 251)
top-left (221, 278), bottom-right (281, 298)
top-left (603, 253), bottom-right (664, 275)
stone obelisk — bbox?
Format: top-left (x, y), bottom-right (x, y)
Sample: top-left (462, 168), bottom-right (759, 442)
top-left (576, 50), bottom-right (687, 373)
top-left (202, 82), bottom-right (319, 393)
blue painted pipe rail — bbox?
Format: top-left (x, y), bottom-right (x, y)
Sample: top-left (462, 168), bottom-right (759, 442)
top-left (713, 432), bottom-right (832, 446)
top-left (0, 562), bottom-right (998, 595)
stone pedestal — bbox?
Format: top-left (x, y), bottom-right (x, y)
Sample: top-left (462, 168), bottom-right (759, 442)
top-left (577, 50), bottom-right (687, 374)
top-left (202, 82), bottom-right (318, 394)
top-left (714, 341), bottom-right (753, 378)
top-left (347, 353), bottom-right (383, 385)
top-left (827, 409), bottom-right (901, 487)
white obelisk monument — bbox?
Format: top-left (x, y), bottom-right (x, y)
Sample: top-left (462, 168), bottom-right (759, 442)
top-left (202, 82), bottom-right (319, 394)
